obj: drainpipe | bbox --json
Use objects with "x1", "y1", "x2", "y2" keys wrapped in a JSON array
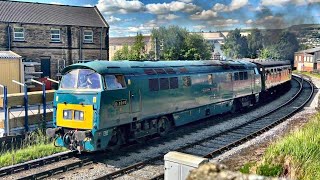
[
  {"x1": 7, "y1": 23, "x2": 11, "y2": 51},
  {"x1": 100, "y1": 27, "x2": 103, "y2": 60},
  {"x1": 79, "y1": 27, "x2": 82, "y2": 61}
]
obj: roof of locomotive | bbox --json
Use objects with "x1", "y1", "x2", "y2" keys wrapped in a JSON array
[{"x1": 62, "y1": 59, "x2": 257, "y2": 75}]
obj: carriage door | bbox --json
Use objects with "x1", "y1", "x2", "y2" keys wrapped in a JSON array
[{"x1": 128, "y1": 76, "x2": 141, "y2": 113}]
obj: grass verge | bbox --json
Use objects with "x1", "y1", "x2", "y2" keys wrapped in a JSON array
[
  {"x1": 242, "y1": 113, "x2": 320, "y2": 179},
  {"x1": 293, "y1": 70, "x2": 320, "y2": 79},
  {"x1": 0, "y1": 130, "x2": 65, "y2": 168}
]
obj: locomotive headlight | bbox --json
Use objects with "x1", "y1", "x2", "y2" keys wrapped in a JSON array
[
  {"x1": 74, "y1": 110, "x2": 84, "y2": 121},
  {"x1": 63, "y1": 110, "x2": 72, "y2": 120}
]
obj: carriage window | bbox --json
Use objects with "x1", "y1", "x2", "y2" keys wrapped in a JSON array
[
  {"x1": 105, "y1": 75, "x2": 126, "y2": 90},
  {"x1": 234, "y1": 72, "x2": 239, "y2": 81},
  {"x1": 160, "y1": 78, "x2": 169, "y2": 90},
  {"x1": 182, "y1": 76, "x2": 191, "y2": 87},
  {"x1": 170, "y1": 77, "x2": 178, "y2": 89},
  {"x1": 149, "y1": 78, "x2": 159, "y2": 91},
  {"x1": 239, "y1": 72, "x2": 244, "y2": 80},
  {"x1": 244, "y1": 72, "x2": 248, "y2": 80}
]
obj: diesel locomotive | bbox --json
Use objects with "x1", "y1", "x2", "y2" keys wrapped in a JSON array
[{"x1": 46, "y1": 59, "x2": 291, "y2": 152}]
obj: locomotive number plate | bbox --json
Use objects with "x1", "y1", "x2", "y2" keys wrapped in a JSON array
[{"x1": 114, "y1": 99, "x2": 127, "y2": 107}]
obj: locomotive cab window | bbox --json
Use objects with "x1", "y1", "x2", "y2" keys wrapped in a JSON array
[
  {"x1": 105, "y1": 75, "x2": 126, "y2": 90},
  {"x1": 60, "y1": 69, "x2": 102, "y2": 90}
]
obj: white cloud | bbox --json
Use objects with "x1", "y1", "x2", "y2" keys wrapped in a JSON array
[
  {"x1": 246, "y1": 19, "x2": 253, "y2": 24},
  {"x1": 50, "y1": 2, "x2": 62, "y2": 5},
  {"x1": 146, "y1": 1, "x2": 199, "y2": 14},
  {"x1": 97, "y1": 0, "x2": 145, "y2": 14},
  {"x1": 213, "y1": 0, "x2": 248, "y2": 12},
  {"x1": 158, "y1": 14, "x2": 179, "y2": 20},
  {"x1": 178, "y1": 0, "x2": 193, "y2": 2},
  {"x1": 261, "y1": 0, "x2": 320, "y2": 6},
  {"x1": 107, "y1": 16, "x2": 121, "y2": 24},
  {"x1": 190, "y1": 10, "x2": 218, "y2": 20},
  {"x1": 207, "y1": 19, "x2": 239, "y2": 27},
  {"x1": 193, "y1": 25, "x2": 206, "y2": 30},
  {"x1": 83, "y1": 4, "x2": 94, "y2": 7}
]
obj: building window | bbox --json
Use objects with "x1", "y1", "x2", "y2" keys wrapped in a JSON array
[
  {"x1": 83, "y1": 30, "x2": 93, "y2": 43},
  {"x1": 13, "y1": 27, "x2": 24, "y2": 41},
  {"x1": 51, "y1": 29, "x2": 60, "y2": 42}
]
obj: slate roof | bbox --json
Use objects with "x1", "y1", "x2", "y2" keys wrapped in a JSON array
[
  {"x1": 0, "y1": 51, "x2": 21, "y2": 59},
  {"x1": 0, "y1": 1, "x2": 108, "y2": 27}
]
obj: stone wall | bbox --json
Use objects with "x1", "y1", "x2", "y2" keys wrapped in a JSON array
[{"x1": 0, "y1": 22, "x2": 109, "y2": 79}]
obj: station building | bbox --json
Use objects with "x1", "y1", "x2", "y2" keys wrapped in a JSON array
[
  {"x1": 0, "y1": 1, "x2": 109, "y2": 80},
  {"x1": 294, "y1": 47, "x2": 320, "y2": 72}
]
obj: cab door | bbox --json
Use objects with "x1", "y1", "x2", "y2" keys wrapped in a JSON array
[{"x1": 127, "y1": 75, "x2": 141, "y2": 113}]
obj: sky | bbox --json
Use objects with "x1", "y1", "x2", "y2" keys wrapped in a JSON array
[{"x1": 16, "y1": 0, "x2": 320, "y2": 37}]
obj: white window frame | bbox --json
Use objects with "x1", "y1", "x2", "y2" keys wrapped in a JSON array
[
  {"x1": 83, "y1": 30, "x2": 93, "y2": 43},
  {"x1": 13, "y1": 27, "x2": 25, "y2": 41},
  {"x1": 51, "y1": 29, "x2": 61, "y2": 42}
]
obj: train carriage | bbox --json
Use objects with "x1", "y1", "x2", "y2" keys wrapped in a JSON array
[
  {"x1": 252, "y1": 60, "x2": 292, "y2": 91},
  {"x1": 47, "y1": 59, "x2": 284, "y2": 152}
]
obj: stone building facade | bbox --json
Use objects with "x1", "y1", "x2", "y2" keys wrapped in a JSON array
[
  {"x1": 0, "y1": 1, "x2": 109, "y2": 79},
  {"x1": 109, "y1": 36, "x2": 152, "y2": 60}
]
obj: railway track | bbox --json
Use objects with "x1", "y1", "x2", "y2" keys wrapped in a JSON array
[
  {"x1": 94, "y1": 75, "x2": 313, "y2": 180},
  {"x1": 0, "y1": 76, "x2": 312, "y2": 180}
]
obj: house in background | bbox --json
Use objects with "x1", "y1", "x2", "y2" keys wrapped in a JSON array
[
  {"x1": 294, "y1": 47, "x2": 320, "y2": 72},
  {"x1": 0, "y1": 1, "x2": 109, "y2": 80},
  {"x1": 109, "y1": 36, "x2": 153, "y2": 60}
]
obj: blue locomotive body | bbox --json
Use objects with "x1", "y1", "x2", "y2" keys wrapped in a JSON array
[{"x1": 46, "y1": 59, "x2": 290, "y2": 152}]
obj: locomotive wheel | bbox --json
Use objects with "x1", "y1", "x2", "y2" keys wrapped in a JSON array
[{"x1": 157, "y1": 116, "x2": 171, "y2": 137}]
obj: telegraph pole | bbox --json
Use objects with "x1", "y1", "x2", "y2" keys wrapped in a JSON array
[{"x1": 154, "y1": 37, "x2": 158, "y2": 60}]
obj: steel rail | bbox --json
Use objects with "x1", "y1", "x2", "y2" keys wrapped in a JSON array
[
  {"x1": 150, "y1": 76, "x2": 314, "y2": 180},
  {"x1": 5, "y1": 76, "x2": 309, "y2": 180},
  {"x1": 0, "y1": 151, "x2": 76, "y2": 177},
  {"x1": 94, "y1": 76, "x2": 312, "y2": 180}
]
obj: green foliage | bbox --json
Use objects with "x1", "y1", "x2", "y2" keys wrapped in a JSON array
[
  {"x1": 222, "y1": 28, "x2": 300, "y2": 62},
  {"x1": 256, "y1": 164, "x2": 283, "y2": 177},
  {"x1": 259, "y1": 46, "x2": 280, "y2": 60},
  {"x1": 257, "y1": 113, "x2": 320, "y2": 179},
  {"x1": 112, "y1": 33, "x2": 146, "y2": 61},
  {"x1": 247, "y1": 29, "x2": 263, "y2": 58},
  {"x1": 222, "y1": 28, "x2": 248, "y2": 58},
  {"x1": 239, "y1": 162, "x2": 255, "y2": 174},
  {"x1": 0, "y1": 130, "x2": 65, "y2": 168},
  {"x1": 151, "y1": 25, "x2": 211, "y2": 60}
]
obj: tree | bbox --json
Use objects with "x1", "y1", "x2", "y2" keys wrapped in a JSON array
[
  {"x1": 222, "y1": 28, "x2": 248, "y2": 58},
  {"x1": 112, "y1": 33, "x2": 146, "y2": 61},
  {"x1": 247, "y1": 29, "x2": 264, "y2": 58},
  {"x1": 276, "y1": 30, "x2": 299, "y2": 61},
  {"x1": 184, "y1": 33, "x2": 211, "y2": 60},
  {"x1": 151, "y1": 25, "x2": 211, "y2": 60},
  {"x1": 258, "y1": 45, "x2": 280, "y2": 60}
]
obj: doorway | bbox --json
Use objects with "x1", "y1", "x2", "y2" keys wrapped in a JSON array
[{"x1": 41, "y1": 58, "x2": 51, "y2": 78}]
